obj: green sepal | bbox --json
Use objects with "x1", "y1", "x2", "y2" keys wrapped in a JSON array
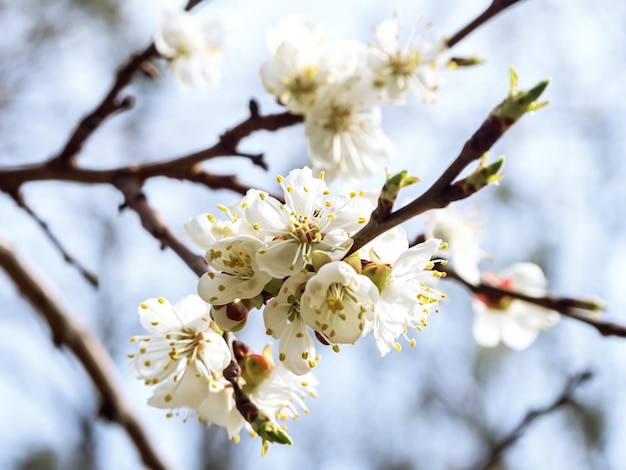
[
  {"x1": 311, "y1": 250, "x2": 334, "y2": 272},
  {"x1": 249, "y1": 293, "x2": 265, "y2": 310},
  {"x1": 361, "y1": 262, "x2": 392, "y2": 294},
  {"x1": 342, "y1": 251, "x2": 362, "y2": 274},
  {"x1": 263, "y1": 277, "x2": 284, "y2": 298}
]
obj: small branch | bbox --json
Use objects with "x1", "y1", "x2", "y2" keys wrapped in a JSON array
[
  {"x1": 348, "y1": 78, "x2": 546, "y2": 255},
  {"x1": 0, "y1": 236, "x2": 171, "y2": 470},
  {"x1": 49, "y1": 0, "x2": 207, "y2": 167},
  {"x1": 8, "y1": 189, "x2": 99, "y2": 288},
  {"x1": 447, "y1": 0, "x2": 525, "y2": 48},
  {"x1": 443, "y1": 266, "x2": 626, "y2": 338},
  {"x1": 471, "y1": 370, "x2": 593, "y2": 470},
  {"x1": 0, "y1": 110, "x2": 301, "y2": 191},
  {"x1": 222, "y1": 332, "x2": 260, "y2": 425},
  {"x1": 114, "y1": 174, "x2": 207, "y2": 277}
]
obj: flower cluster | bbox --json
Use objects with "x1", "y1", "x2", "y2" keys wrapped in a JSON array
[
  {"x1": 134, "y1": 10, "x2": 570, "y2": 455},
  {"x1": 187, "y1": 167, "x2": 446, "y2": 369},
  {"x1": 128, "y1": 294, "x2": 317, "y2": 450},
  {"x1": 130, "y1": 167, "x2": 449, "y2": 450},
  {"x1": 260, "y1": 15, "x2": 450, "y2": 181}
]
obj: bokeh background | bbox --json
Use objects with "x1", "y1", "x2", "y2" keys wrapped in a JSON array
[{"x1": 1, "y1": 0, "x2": 625, "y2": 469}]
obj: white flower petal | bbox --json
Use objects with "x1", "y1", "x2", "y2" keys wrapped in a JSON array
[
  {"x1": 471, "y1": 301, "x2": 503, "y2": 348},
  {"x1": 138, "y1": 297, "x2": 183, "y2": 333},
  {"x1": 278, "y1": 316, "x2": 316, "y2": 375},
  {"x1": 147, "y1": 364, "x2": 208, "y2": 410}
]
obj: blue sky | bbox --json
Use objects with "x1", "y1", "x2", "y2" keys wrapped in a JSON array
[{"x1": 1, "y1": 0, "x2": 625, "y2": 468}]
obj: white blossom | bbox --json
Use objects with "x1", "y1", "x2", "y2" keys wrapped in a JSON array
[
  {"x1": 184, "y1": 211, "x2": 255, "y2": 252},
  {"x1": 260, "y1": 16, "x2": 327, "y2": 114},
  {"x1": 244, "y1": 167, "x2": 375, "y2": 278},
  {"x1": 266, "y1": 15, "x2": 325, "y2": 54},
  {"x1": 195, "y1": 377, "x2": 245, "y2": 440},
  {"x1": 128, "y1": 295, "x2": 231, "y2": 408},
  {"x1": 264, "y1": 273, "x2": 317, "y2": 375},
  {"x1": 305, "y1": 75, "x2": 395, "y2": 181},
  {"x1": 154, "y1": 9, "x2": 223, "y2": 89},
  {"x1": 300, "y1": 261, "x2": 378, "y2": 344},
  {"x1": 472, "y1": 263, "x2": 560, "y2": 350},
  {"x1": 252, "y1": 361, "x2": 318, "y2": 422},
  {"x1": 194, "y1": 345, "x2": 318, "y2": 442},
  {"x1": 368, "y1": 17, "x2": 446, "y2": 103},
  {"x1": 367, "y1": 233, "x2": 445, "y2": 355},
  {"x1": 198, "y1": 235, "x2": 272, "y2": 305}
]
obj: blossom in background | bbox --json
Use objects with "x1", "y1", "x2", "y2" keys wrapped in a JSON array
[
  {"x1": 260, "y1": 16, "x2": 328, "y2": 113},
  {"x1": 244, "y1": 167, "x2": 375, "y2": 278},
  {"x1": 265, "y1": 15, "x2": 326, "y2": 54},
  {"x1": 128, "y1": 295, "x2": 231, "y2": 409},
  {"x1": 194, "y1": 377, "x2": 243, "y2": 440},
  {"x1": 368, "y1": 16, "x2": 447, "y2": 103},
  {"x1": 305, "y1": 75, "x2": 395, "y2": 181},
  {"x1": 154, "y1": 9, "x2": 223, "y2": 88},
  {"x1": 472, "y1": 263, "x2": 560, "y2": 350},
  {"x1": 424, "y1": 206, "x2": 482, "y2": 285}
]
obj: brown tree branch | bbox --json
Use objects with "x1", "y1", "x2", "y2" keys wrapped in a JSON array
[
  {"x1": 0, "y1": 109, "x2": 301, "y2": 192},
  {"x1": 443, "y1": 265, "x2": 625, "y2": 338},
  {"x1": 114, "y1": 174, "x2": 208, "y2": 277},
  {"x1": 447, "y1": 0, "x2": 525, "y2": 48},
  {"x1": 8, "y1": 189, "x2": 99, "y2": 288},
  {"x1": 470, "y1": 370, "x2": 593, "y2": 470},
  {"x1": 348, "y1": 77, "x2": 547, "y2": 255},
  {"x1": 0, "y1": 236, "x2": 171, "y2": 470}
]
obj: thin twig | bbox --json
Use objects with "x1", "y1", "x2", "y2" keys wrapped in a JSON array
[
  {"x1": 8, "y1": 189, "x2": 99, "y2": 288},
  {"x1": 0, "y1": 236, "x2": 171, "y2": 470},
  {"x1": 443, "y1": 265, "x2": 626, "y2": 338},
  {"x1": 49, "y1": 0, "x2": 206, "y2": 167},
  {"x1": 113, "y1": 174, "x2": 207, "y2": 277},
  {"x1": 470, "y1": 370, "x2": 593, "y2": 470},
  {"x1": 348, "y1": 80, "x2": 544, "y2": 254},
  {"x1": 447, "y1": 0, "x2": 525, "y2": 48}
]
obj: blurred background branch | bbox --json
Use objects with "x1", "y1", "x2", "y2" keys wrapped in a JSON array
[{"x1": 0, "y1": 235, "x2": 171, "y2": 470}]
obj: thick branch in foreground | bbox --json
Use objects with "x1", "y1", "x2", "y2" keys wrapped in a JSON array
[
  {"x1": 443, "y1": 266, "x2": 626, "y2": 338},
  {"x1": 471, "y1": 371, "x2": 592, "y2": 470},
  {"x1": 447, "y1": 0, "x2": 525, "y2": 48},
  {"x1": 0, "y1": 236, "x2": 171, "y2": 470}
]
